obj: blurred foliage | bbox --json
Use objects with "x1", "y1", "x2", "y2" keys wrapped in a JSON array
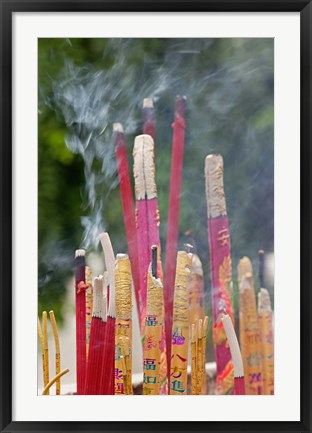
[{"x1": 38, "y1": 38, "x2": 274, "y2": 325}]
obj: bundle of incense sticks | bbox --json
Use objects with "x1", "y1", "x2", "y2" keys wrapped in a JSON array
[
  {"x1": 189, "y1": 254, "x2": 205, "y2": 327},
  {"x1": 143, "y1": 98, "x2": 155, "y2": 139},
  {"x1": 115, "y1": 254, "x2": 133, "y2": 395},
  {"x1": 170, "y1": 251, "x2": 192, "y2": 395},
  {"x1": 84, "y1": 275, "x2": 106, "y2": 394},
  {"x1": 205, "y1": 154, "x2": 235, "y2": 395},
  {"x1": 85, "y1": 266, "x2": 93, "y2": 360},
  {"x1": 75, "y1": 249, "x2": 87, "y2": 394},
  {"x1": 258, "y1": 288, "x2": 274, "y2": 395},
  {"x1": 221, "y1": 314, "x2": 245, "y2": 395},
  {"x1": 99, "y1": 233, "x2": 116, "y2": 395},
  {"x1": 113, "y1": 123, "x2": 141, "y2": 316},
  {"x1": 238, "y1": 257, "x2": 263, "y2": 395},
  {"x1": 191, "y1": 316, "x2": 209, "y2": 395},
  {"x1": 143, "y1": 246, "x2": 164, "y2": 395},
  {"x1": 164, "y1": 96, "x2": 186, "y2": 379}
]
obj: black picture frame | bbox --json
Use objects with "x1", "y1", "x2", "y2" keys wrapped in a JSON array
[{"x1": 1, "y1": 1, "x2": 311, "y2": 432}]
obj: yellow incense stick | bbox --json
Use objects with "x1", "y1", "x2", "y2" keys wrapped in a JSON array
[
  {"x1": 189, "y1": 254, "x2": 205, "y2": 326},
  {"x1": 170, "y1": 251, "x2": 192, "y2": 395},
  {"x1": 85, "y1": 266, "x2": 93, "y2": 360},
  {"x1": 143, "y1": 266, "x2": 163, "y2": 395},
  {"x1": 258, "y1": 288, "x2": 274, "y2": 394},
  {"x1": 201, "y1": 316, "x2": 209, "y2": 394},
  {"x1": 238, "y1": 257, "x2": 263, "y2": 394},
  {"x1": 191, "y1": 323, "x2": 197, "y2": 395},
  {"x1": 115, "y1": 254, "x2": 132, "y2": 395},
  {"x1": 42, "y1": 311, "x2": 49, "y2": 394},
  {"x1": 42, "y1": 369, "x2": 69, "y2": 395},
  {"x1": 49, "y1": 311, "x2": 61, "y2": 395},
  {"x1": 196, "y1": 319, "x2": 203, "y2": 394},
  {"x1": 37, "y1": 317, "x2": 45, "y2": 388}
]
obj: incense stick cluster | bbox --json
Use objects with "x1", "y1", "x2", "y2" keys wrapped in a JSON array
[{"x1": 39, "y1": 96, "x2": 274, "y2": 396}]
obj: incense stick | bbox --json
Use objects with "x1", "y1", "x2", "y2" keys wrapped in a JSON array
[
  {"x1": 191, "y1": 324, "x2": 197, "y2": 395},
  {"x1": 221, "y1": 314, "x2": 245, "y2": 395},
  {"x1": 75, "y1": 249, "x2": 87, "y2": 394},
  {"x1": 143, "y1": 98, "x2": 155, "y2": 139},
  {"x1": 238, "y1": 257, "x2": 263, "y2": 395},
  {"x1": 49, "y1": 311, "x2": 61, "y2": 395},
  {"x1": 170, "y1": 250, "x2": 192, "y2": 395},
  {"x1": 189, "y1": 254, "x2": 205, "y2": 328},
  {"x1": 205, "y1": 154, "x2": 235, "y2": 395},
  {"x1": 258, "y1": 288, "x2": 274, "y2": 395},
  {"x1": 85, "y1": 266, "x2": 93, "y2": 360},
  {"x1": 164, "y1": 96, "x2": 186, "y2": 380},
  {"x1": 114, "y1": 123, "x2": 141, "y2": 317},
  {"x1": 99, "y1": 233, "x2": 116, "y2": 395},
  {"x1": 115, "y1": 254, "x2": 132, "y2": 395},
  {"x1": 37, "y1": 317, "x2": 45, "y2": 390},
  {"x1": 42, "y1": 369, "x2": 70, "y2": 395},
  {"x1": 42, "y1": 311, "x2": 50, "y2": 394}
]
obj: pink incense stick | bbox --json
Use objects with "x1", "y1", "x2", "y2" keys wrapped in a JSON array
[
  {"x1": 205, "y1": 154, "x2": 235, "y2": 395},
  {"x1": 75, "y1": 249, "x2": 87, "y2": 395},
  {"x1": 113, "y1": 123, "x2": 140, "y2": 317},
  {"x1": 221, "y1": 314, "x2": 245, "y2": 395},
  {"x1": 143, "y1": 98, "x2": 155, "y2": 139},
  {"x1": 164, "y1": 95, "x2": 186, "y2": 379}
]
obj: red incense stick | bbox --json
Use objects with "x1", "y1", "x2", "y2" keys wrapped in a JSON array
[
  {"x1": 113, "y1": 123, "x2": 141, "y2": 317},
  {"x1": 75, "y1": 249, "x2": 87, "y2": 395},
  {"x1": 221, "y1": 314, "x2": 245, "y2": 395},
  {"x1": 205, "y1": 154, "x2": 235, "y2": 395},
  {"x1": 84, "y1": 275, "x2": 106, "y2": 394},
  {"x1": 143, "y1": 98, "x2": 155, "y2": 139},
  {"x1": 164, "y1": 96, "x2": 186, "y2": 378},
  {"x1": 99, "y1": 233, "x2": 116, "y2": 395}
]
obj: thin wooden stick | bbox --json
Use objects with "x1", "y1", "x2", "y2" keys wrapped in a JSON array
[
  {"x1": 37, "y1": 317, "x2": 45, "y2": 388},
  {"x1": 49, "y1": 311, "x2": 61, "y2": 395},
  {"x1": 164, "y1": 96, "x2": 186, "y2": 380},
  {"x1": 42, "y1": 311, "x2": 49, "y2": 394},
  {"x1": 196, "y1": 319, "x2": 203, "y2": 395},
  {"x1": 202, "y1": 316, "x2": 209, "y2": 393},
  {"x1": 191, "y1": 323, "x2": 197, "y2": 395},
  {"x1": 42, "y1": 369, "x2": 69, "y2": 395}
]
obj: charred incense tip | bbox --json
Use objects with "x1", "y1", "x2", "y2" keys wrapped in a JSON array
[
  {"x1": 151, "y1": 245, "x2": 158, "y2": 279},
  {"x1": 133, "y1": 134, "x2": 157, "y2": 200},
  {"x1": 258, "y1": 288, "x2": 272, "y2": 313},
  {"x1": 205, "y1": 154, "x2": 227, "y2": 219},
  {"x1": 184, "y1": 243, "x2": 193, "y2": 254},
  {"x1": 221, "y1": 314, "x2": 244, "y2": 378},
  {"x1": 143, "y1": 98, "x2": 154, "y2": 108},
  {"x1": 258, "y1": 249, "x2": 265, "y2": 288},
  {"x1": 93, "y1": 275, "x2": 105, "y2": 320},
  {"x1": 75, "y1": 249, "x2": 85, "y2": 258},
  {"x1": 191, "y1": 254, "x2": 204, "y2": 277},
  {"x1": 99, "y1": 232, "x2": 116, "y2": 317},
  {"x1": 116, "y1": 253, "x2": 129, "y2": 260},
  {"x1": 113, "y1": 122, "x2": 124, "y2": 133}
]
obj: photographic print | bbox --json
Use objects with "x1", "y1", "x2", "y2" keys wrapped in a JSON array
[{"x1": 37, "y1": 37, "x2": 274, "y2": 397}]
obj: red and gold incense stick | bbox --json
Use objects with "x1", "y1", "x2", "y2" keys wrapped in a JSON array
[
  {"x1": 114, "y1": 123, "x2": 140, "y2": 316},
  {"x1": 75, "y1": 249, "x2": 87, "y2": 394},
  {"x1": 85, "y1": 266, "x2": 93, "y2": 360},
  {"x1": 170, "y1": 250, "x2": 192, "y2": 395},
  {"x1": 99, "y1": 233, "x2": 116, "y2": 395},
  {"x1": 115, "y1": 254, "x2": 132, "y2": 395},
  {"x1": 205, "y1": 154, "x2": 234, "y2": 395},
  {"x1": 221, "y1": 314, "x2": 245, "y2": 395},
  {"x1": 164, "y1": 96, "x2": 186, "y2": 379},
  {"x1": 84, "y1": 275, "x2": 106, "y2": 395},
  {"x1": 143, "y1": 98, "x2": 155, "y2": 139},
  {"x1": 258, "y1": 288, "x2": 274, "y2": 395},
  {"x1": 238, "y1": 257, "x2": 263, "y2": 395}
]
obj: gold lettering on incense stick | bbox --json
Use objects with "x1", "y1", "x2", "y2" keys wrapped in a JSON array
[
  {"x1": 205, "y1": 154, "x2": 227, "y2": 218},
  {"x1": 133, "y1": 134, "x2": 157, "y2": 200}
]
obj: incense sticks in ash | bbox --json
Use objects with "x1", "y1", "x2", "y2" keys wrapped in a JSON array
[
  {"x1": 238, "y1": 257, "x2": 263, "y2": 395},
  {"x1": 205, "y1": 154, "x2": 235, "y2": 395}
]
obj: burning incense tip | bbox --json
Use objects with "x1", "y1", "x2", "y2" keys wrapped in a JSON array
[
  {"x1": 184, "y1": 243, "x2": 193, "y2": 254},
  {"x1": 75, "y1": 249, "x2": 85, "y2": 258},
  {"x1": 133, "y1": 134, "x2": 157, "y2": 200},
  {"x1": 143, "y1": 98, "x2": 153, "y2": 108},
  {"x1": 113, "y1": 122, "x2": 124, "y2": 133},
  {"x1": 258, "y1": 288, "x2": 272, "y2": 313},
  {"x1": 151, "y1": 245, "x2": 158, "y2": 279},
  {"x1": 205, "y1": 154, "x2": 227, "y2": 218},
  {"x1": 116, "y1": 253, "x2": 129, "y2": 260}
]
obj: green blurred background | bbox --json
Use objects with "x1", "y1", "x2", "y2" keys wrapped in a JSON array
[{"x1": 38, "y1": 38, "x2": 274, "y2": 325}]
